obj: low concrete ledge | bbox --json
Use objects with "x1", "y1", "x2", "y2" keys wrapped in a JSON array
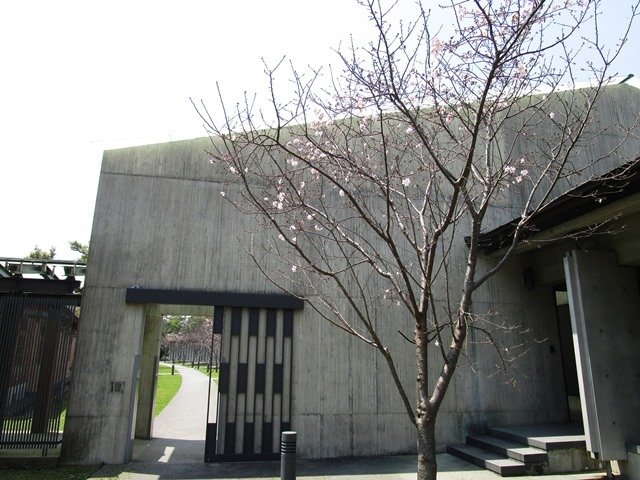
[{"x1": 620, "y1": 443, "x2": 640, "y2": 480}]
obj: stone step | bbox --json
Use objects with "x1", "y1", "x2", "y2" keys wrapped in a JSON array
[
  {"x1": 486, "y1": 424, "x2": 586, "y2": 451},
  {"x1": 446, "y1": 443, "x2": 527, "y2": 477},
  {"x1": 467, "y1": 434, "x2": 548, "y2": 464}
]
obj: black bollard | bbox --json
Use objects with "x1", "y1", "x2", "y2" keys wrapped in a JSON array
[
  {"x1": 171, "y1": 364, "x2": 175, "y2": 375},
  {"x1": 280, "y1": 431, "x2": 297, "y2": 480}
]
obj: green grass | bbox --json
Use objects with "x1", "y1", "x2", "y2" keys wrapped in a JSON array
[
  {"x1": 154, "y1": 366, "x2": 182, "y2": 417},
  {"x1": 0, "y1": 465, "x2": 103, "y2": 480},
  {"x1": 186, "y1": 363, "x2": 219, "y2": 381}
]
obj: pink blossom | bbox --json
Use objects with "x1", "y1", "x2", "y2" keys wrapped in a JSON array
[{"x1": 431, "y1": 37, "x2": 442, "y2": 55}]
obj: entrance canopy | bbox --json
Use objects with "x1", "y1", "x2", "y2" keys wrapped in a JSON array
[{"x1": 475, "y1": 158, "x2": 640, "y2": 262}]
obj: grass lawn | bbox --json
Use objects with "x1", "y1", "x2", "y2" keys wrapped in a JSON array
[
  {"x1": 154, "y1": 365, "x2": 182, "y2": 416},
  {"x1": 0, "y1": 465, "x2": 106, "y2": 480},
  {"x1": 187, "y1": 363, "x2": 219, "y2": 382}
]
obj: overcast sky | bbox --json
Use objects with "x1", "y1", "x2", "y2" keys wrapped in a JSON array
[{"x1": 1, "y1": 1, "x2": 638, "y2": 260}]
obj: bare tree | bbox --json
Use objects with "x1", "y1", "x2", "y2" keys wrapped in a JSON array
[{"x1": 195, "y1": 1, "x2": 639, "y2": 478}]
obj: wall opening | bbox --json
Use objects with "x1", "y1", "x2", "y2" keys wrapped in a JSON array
[{"x1": 554, "y1": 287, "x2": 582, "y2": 424}]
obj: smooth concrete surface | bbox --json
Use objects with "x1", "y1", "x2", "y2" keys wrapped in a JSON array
[
  {"x1": 89, "y1": 453, "x2": 607, "y2": 480},
  {"x1": 135, "y1": 315, "x2": 164, "y2": 439},
  {"x1": 132, "y1": 364, "x2": 214, "y2": 464}
]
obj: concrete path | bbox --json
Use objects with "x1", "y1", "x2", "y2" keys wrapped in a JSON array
[{"x1": 131, "y1": 363, "x2": 216, "y2": 464}]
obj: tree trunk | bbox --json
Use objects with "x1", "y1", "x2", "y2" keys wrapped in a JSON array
[{"x1": 417, "y1": 416, "x2": 437, "y2": 480}]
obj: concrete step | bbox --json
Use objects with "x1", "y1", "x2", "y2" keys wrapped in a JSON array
[
  {"x1": 486, "y1": 424, "x2": 586, "y2": 451},
  {"x1": 467, "y1": 434, "x2": 548, "y2": 464},
  {"x1": 446, "y1": 443, "x2": 527, "y2": 477}
]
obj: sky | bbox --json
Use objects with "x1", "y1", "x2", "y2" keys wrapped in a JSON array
[{"x1": 1, "y1": 0, "x2": 638, "y2": 260}]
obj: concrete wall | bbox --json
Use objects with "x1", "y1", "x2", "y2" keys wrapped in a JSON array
[
  {"x1": 564, "y1": 250, "x2": 640, "y2": 461},
  {"x1": 62, "y1": 85, "x2": 640, "y2": 464}
]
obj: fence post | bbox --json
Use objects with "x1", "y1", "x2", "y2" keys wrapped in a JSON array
[{"x1": 280, "y1": 431, "x2": 297, "y2": 480}]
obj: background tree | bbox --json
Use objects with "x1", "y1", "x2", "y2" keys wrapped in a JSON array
[
  {"x1": 161, "y1": 316, "x2": 220, "y2": 368},
  {"x1": 69, "y1": 241, "x2": 89, "y2": 263},
  {"x1": 197, "y1": 1, "x2": 639, "y2": 478},
  {"x1": 27, "y1": 245, "x2": 56, "y2": 260}
]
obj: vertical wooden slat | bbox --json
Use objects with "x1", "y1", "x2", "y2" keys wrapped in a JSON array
[
  {"x1": 245, "y1": 309, "x2": 259, "y2": 454},
  {"x1": 235, "y1": 309, "x2": 249, "y2": 454},
  {"x1": 215, "y1": 307, "x2": 232, "y2": 454}
]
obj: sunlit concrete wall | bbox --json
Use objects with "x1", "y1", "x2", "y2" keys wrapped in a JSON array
[{"x1": 62, "y1": 84, "x2": 640, "y2": 464}]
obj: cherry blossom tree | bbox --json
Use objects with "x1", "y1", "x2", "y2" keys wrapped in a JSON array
[
  {"x1": 195, "y1": 1, "x2": 638, "y2": 478},
  {"x1": 161, "y1": 316, "x2": 219, "y2": 368}
]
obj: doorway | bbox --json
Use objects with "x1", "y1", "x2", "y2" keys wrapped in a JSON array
[{"x1": 554, "y1": 288, "x2": 581, "y2": 423}]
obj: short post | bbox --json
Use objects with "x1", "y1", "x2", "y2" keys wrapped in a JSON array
[
  {"x1": 280, "y1": 431, "x2": 297, "y2": 480},
  {"x1": 171, "y1": 364, "x2": 175, "y2": 375}
]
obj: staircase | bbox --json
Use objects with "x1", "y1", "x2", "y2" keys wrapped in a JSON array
[{"x1": 447, "y1": 423, "x2": 601, "y2": 477}]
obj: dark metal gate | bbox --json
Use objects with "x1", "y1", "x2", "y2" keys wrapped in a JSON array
[
  {"x1": 0, "y1": 294, "x2": 80, "y2": 453},
  {"x1": 205, "y1": 306, "x2": 295, "y2": 462}
]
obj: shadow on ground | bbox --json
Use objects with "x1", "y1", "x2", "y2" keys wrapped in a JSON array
[{"x1": 89, "y1": 454, "x2": 494, "y2": 480}]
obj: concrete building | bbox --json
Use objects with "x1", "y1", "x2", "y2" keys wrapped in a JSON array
[{"x1": 61, "y1": 82, "x2": 640, "y2": 477}]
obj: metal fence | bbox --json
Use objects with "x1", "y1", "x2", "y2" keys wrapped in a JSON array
[{"x1": 0, "y1": 294, "x2": 79, "y2": 453}]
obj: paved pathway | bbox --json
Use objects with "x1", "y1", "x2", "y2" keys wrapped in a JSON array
[{"x1": 131, "y1": 363, "x2": 216, "y2": 464}]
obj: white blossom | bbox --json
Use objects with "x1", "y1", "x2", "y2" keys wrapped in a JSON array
[
  {"x1": 402, "y1": 178, "x2": 411, "y2": 187},
  {"x1": 430, "y1": 37, "x2": 442, "y2": 55},
  {"x1": 291, "y1": 265, "x2": 297, "y2": 272},
  {"x1": 220, "y1": 191, "x2": 226, "y2": 197}
]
